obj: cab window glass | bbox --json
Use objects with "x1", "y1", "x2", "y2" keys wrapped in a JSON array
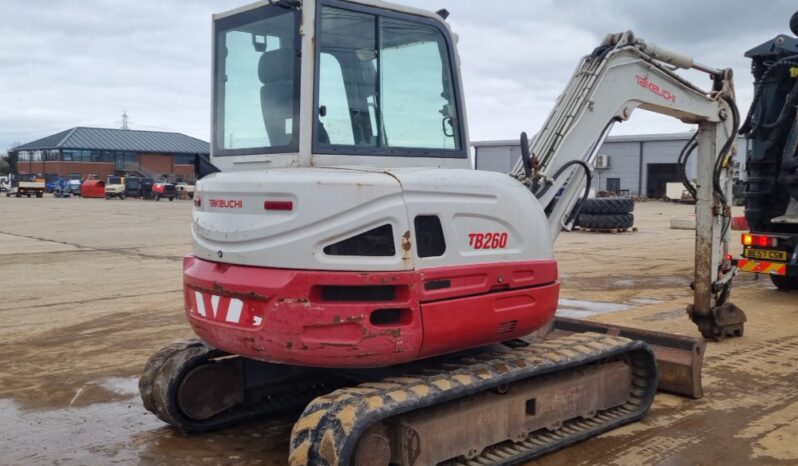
[{"x1": 317, "y1": 6, "x2": 461, "y2": 151}]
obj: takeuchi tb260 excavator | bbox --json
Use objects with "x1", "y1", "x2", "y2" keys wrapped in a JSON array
[{"x1": 139, "y1": 1, "x2": 746, "y2": 464}]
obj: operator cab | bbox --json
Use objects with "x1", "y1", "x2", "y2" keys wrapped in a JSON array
[{"x1": 212, "y1": 0, "x2": 470, "y2": 171}]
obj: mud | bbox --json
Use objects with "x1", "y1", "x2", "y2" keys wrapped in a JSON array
[
  {"x1": 0, "y1": 388, "x2": 295, "y2": 465},
  {"x1": 1, "y1": 197, "x2": 796, "y2": 465}
]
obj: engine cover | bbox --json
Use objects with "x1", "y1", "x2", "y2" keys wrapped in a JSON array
[{"x1": 193, "y1": 167, "x2": 554, "y2": 272}]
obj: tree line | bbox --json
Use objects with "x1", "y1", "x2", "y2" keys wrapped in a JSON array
[{"x1": 1, "y1": 144, "x2": 20, "y2": 175}]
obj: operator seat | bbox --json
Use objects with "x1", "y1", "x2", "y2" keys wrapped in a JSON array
[{"x1": 259, "y1": 48, "x2": 296, "y2": 147}]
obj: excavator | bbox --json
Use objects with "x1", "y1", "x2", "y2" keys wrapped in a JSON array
[{"x1": 139, "y1": 1, "x2": 746, "y2": 464}]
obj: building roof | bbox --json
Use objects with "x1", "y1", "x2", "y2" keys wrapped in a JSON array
[
  {"x1": 471, "y1": 131, "x2": 731, "y2": 148},
  {"x1": 14, "y1": 127, "x2": 209, "y2": 154}
]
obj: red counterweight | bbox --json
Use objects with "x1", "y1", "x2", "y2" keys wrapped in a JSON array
[{"x1": 184, "y1": 256, "x2": 559, "y2": 368}]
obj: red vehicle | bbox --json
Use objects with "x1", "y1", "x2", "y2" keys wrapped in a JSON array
[
  {"x1": 152, "y1": 183, "x2": 176, "y2": 201},
  {"x1": 80, "y1": 180, "x2": 106, "y2": 198}
]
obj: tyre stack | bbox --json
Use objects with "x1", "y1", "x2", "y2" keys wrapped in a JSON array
[{"x1": 576, "y1": 198, "x2": 635, "y2": 231}]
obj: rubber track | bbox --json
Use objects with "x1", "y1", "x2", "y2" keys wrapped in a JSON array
[
  {"x1": 288, "y1": 333, "x2": 657, "y2": 466},
  {"x1": 139, "y1": 339, "x2": 333, "y2": 434}
]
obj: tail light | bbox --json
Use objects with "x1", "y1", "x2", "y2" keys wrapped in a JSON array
[
  {"x1": 194, "y1": 196, "x2": 201, "y2": 208},
  {"x1": 742, "y1": 233, "x2": 776, "y2": 248},
  {"x1": 264, "y1": 200, "x2": 293, "y2": 211}
]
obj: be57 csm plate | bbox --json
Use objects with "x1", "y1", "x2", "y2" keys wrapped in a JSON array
[{"x1": 744, "y1": 247, "x2": 788, "y2": 261}]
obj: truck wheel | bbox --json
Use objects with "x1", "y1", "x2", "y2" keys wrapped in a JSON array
[
  {"x1": 771, "y1": 275, "x2": 798, "y2": 291},
  {"x1": 577, "y1": 213, "x2": 635, "y2": 230},
  {"x1": 168, "y1": 196, "x2": 174, "y2": 201},
  {"x1": 119, "y1": 194, "x2": 126, "y2": 200},
  {"x1": 37, "y1": 192, "x2": 43, "y2": 198},
  {"x1": 155, "y1": 194, "x2": 161, "y2": 201},
  {"x1": 579, "y1": 198, "x2": 635, "y2": 214}
]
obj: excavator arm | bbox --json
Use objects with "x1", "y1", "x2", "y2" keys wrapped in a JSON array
[{"x1": 514, "y1": 31, "x2": 746, "y2": 340}]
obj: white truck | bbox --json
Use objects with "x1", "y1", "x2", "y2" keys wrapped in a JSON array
[{"x1": 6, "y1": 173, "x2": 45, "y2": 198}]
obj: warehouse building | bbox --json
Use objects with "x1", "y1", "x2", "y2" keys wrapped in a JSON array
[
  {"x1": 13, "y1": 127, "x2": 209, "y2": 182},
  {"x1": 473, "y1": 132, "x2": 747, "y2": 198}
]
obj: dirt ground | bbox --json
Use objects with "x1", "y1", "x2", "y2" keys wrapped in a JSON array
[{"x1": 0, "y1": 195, "x2": 796, "y2": 466}]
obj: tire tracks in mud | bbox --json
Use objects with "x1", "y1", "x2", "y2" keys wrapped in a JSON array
[
  {"x1": 0, "y1": 229, "x2": 183, "y2": 263},
  {"x1": 0, "y1": 289, "x2": 181, "y2": 313}
]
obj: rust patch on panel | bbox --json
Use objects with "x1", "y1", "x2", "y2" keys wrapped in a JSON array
[
  {"x1": 401, "y1": 230, "x2": 412, "y2": 264},
  {"x1": 208, "y1": 282, "x2": 269, "y2": 301}
]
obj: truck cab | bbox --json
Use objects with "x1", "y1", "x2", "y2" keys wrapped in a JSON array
[{"x1": 105, "y1": 176, "x2": 126, "y2": 199}]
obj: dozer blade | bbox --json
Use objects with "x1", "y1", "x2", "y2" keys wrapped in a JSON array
[
  {"x1": 550, "y1": 317, "x2": 706, "y2": 399},
  {"x1": 289, "y1": 333, "x2": 657, "y2": 466}
]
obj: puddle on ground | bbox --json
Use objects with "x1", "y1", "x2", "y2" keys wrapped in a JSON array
[
  {"x1": 563, "y1": 274, "x2": 690, "y2": 292},
  {"x1": 556, "y1": 296, "x2": 664, "y2": 319},
  {"x1": 628, "y1": 298, "x2": 664, "y2": 305},
  {"x1": 0, "y1": 377, "x2": 294, "y2": 466},
  {"x1": 557, "y1": 298, "x2": 632, "y2": 318}
]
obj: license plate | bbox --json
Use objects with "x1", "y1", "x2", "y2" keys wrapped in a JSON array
[{"x1": 744, "y1": 248, "x2": 788, "y2": 261}]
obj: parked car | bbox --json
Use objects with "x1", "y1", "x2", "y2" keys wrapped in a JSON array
[
  {"x1": 68, "y1": 179, "x2": 82, "y2": 196},
  {"x1": 138, "y1": 178, "x2": 156, "y2": 199},
  {"x1": 124, "y1": 176, "x2": 154, "y2": 198},
  {"x1": 44, "y1": 173, "x2": 60, "y2": 193},
  {"x1": 175, "y1": 183, "x2": 195, "y2": 199},
  {"x1": 152, "y1": 183, "x2": 177, "y2": 201},
  {"x1": 81, "y1": 180, "x2": 106, "y2": 198},
  {"x1": 53, "y1": 179, "x2": 72, "y2": 198}
]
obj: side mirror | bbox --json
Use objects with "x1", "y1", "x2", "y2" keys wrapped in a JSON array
[
  {"x1": 195, "y1": 154, "x2": 221, "y2": 180},
  {"x1": 520, "y1": 132, "x2": 532, "y2": 178}
]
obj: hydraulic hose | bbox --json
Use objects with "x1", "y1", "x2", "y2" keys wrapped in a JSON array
[
  {"x1": 677, "y1": 133, "x2": 698, "y2": 199},
  {"x1": 566, "y1": 161, "x2": 594, "y2": 225},
  {"x1": 714, "y1": 94, "x2": 740, "y2": 242},
  {"x1": 534, "y1": 160, "x2": 593, "y2": 225},
  {"x1": 741, "y1": 54, "x2": 798, "y2": 135},
  {"x1": 762, "y1": 78, "x2": 798, "y2": 130}
]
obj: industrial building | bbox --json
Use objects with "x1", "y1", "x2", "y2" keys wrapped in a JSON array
[
  {"x1": 473, "y1": 132, "x2": 748, "y2": 198},
  {"x1": 12, "y1": 127, "x2": 209, "y2": 181}
]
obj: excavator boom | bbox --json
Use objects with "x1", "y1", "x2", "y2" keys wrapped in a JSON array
[{"x1": 513, "y1": 31, "x2": 746, "y2": 339}]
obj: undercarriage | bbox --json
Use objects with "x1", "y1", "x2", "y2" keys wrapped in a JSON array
[{"x1": 141, "y1": 333, "x2": 657, "y2": 465}]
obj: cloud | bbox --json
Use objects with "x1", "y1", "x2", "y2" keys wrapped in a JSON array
[{"x1": 0, "y1": 0, "x2": 795, "y2": 151}]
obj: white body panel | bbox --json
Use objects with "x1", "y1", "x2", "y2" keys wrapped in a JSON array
[{"x1": 193, "y1": 168, "x2": 552, "y2": 271}]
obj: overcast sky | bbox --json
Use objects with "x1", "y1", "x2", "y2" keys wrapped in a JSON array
[{"x1": 1, "y1": 0, "x2": 795, "y2": 152}]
